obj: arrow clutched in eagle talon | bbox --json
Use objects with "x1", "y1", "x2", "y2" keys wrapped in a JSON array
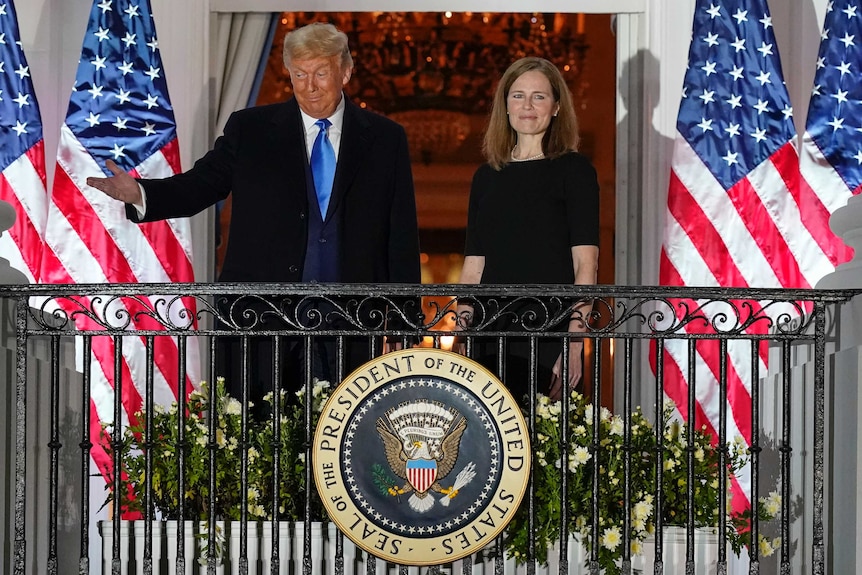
[{"x1": 439, "y1": 462, "x2": 477, "y2": 506}]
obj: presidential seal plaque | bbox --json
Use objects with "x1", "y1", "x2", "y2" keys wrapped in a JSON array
[{"x1": 312, "y1": 348, "x2": 530, "y2": 565}]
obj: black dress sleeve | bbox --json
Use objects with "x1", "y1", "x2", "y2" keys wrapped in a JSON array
[
  {"x1": 464, "y1": 165, "x2": 488, "y2": 256},
  {"x1": 564, "y1": 154, "x2": 600, "y2": 247}
]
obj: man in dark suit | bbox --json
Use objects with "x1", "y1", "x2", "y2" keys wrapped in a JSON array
[{"x1": 87, "y1": 22, "x2": 421, "y2": 405}]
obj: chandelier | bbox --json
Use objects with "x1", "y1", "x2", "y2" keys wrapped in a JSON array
[{"x1": 263, "y1": 12, "x2": 590, "y2": 163}]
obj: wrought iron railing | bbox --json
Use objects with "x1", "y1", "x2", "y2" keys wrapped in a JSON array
[{"x1": 1, "y1": 283, "x2": 857, "y2": 575}]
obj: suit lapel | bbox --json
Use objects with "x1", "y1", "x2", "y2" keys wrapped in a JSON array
[
  {"x1": 326, "y1": 98, "x2": 372, "y2": 219},
  {"x1": 269, "y1": 99, "x2": 310, "y2": 205}
]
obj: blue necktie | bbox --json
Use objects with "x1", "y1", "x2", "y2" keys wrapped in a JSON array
[{"x1": 310, "y1": 118, "x2": 336, "y2": 218}]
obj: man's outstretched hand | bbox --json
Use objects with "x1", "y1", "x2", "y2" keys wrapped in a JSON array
[{"x1": 86, "y1": 159, "x2": 142, "y2": 205}]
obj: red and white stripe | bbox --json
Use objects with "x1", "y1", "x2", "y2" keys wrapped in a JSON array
[
  {"x1": 799, "y1": 131, "x2": 858, "y2": 264},
  {"x1": 407, "y1": 465, "x2": 437, "y2": 494},
  {"x1": 0, "y1": 142, "x2": 48, "y2": 283},
  {"x1": 656, "y1": 134, "x2": 844, "y2": 510},
  {"x1": 41, "y1": 124, "x2": 199, "y2": 482}
]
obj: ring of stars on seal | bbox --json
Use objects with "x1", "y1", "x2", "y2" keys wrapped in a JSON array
[{"x1": 342, "y1": 376, "x2": 502, "y2": 537}]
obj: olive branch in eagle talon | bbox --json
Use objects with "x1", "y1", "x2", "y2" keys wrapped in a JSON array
[
  {"x1": 372, "y1": 463, "x2": 402, "y2": 500},
  {"x1": 375, "y1": 400, "x2": 476, "y2": 513}
]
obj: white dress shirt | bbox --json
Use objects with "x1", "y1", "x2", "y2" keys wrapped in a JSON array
[
  {"x1": 133, "y1": 96, "x2": 348, "y2": 217},
  {"x1": 300, "y1": 96, "x2": 345, "y2": 162}
]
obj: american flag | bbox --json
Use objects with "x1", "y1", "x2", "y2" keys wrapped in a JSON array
[
  {"x1": 799, "y1": 0, "x2": 862, "y2": 256},
  {"x1": 39, "y1": 0, "x2": 199, "y2": 486},
  {"x1": 655, "y1": 0, "x2": 838, "y2": 513},
  {"x1": 0, "y1": 0, "x2": 48, "y2": 283}
]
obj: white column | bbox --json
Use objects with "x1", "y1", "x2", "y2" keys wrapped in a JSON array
[
  {"x1": 816, "y1": 192, "x2": 862, "y2": 571},
  {"x1": 0, "y1": 202, "x2": 28, "y2": 284},
  {"x1": 816, "y1": 194, "x2": 862, "y2": 289}
]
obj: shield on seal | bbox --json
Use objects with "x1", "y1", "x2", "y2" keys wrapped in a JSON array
[{"x1": 406, "y1": 458, "x2": 437, "y2": 493}]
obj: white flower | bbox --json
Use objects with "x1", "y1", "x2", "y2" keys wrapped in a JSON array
[
  {"x1": 759, "y1": 535, "x2": 776, "y2": 557},
  {"x1": 536, "y1": 405, "x2": 551, "y2": 420},
  {"x1": 223, "y1": 397, "x2": 242, "y2": 416},
  {"x1": 633, "y1": 499, "x2": 653, "y2": 521},
  {"x1": 610, "y1": 417, "x2": 624, "y2": 436},
  {"x1": 536, "y1": 451, "x2": 548, "y2": 467},
  {"x1": 584, "y1": 405, "x2": 593, "y2": 421},
  {"x1": 600, "y1": 407, "x2": 612, "y2": 422},
  {"x1": 731, "y1": 435, "x2": 748, "y2": 457},
  {"x1": 312, "y1": 378, "x2": 330, "y2": 398},
  {"x1": 574, "y1": 425, "x2": 586, "y2": 436},
  {"x1": 536, "y1": 450, "x2": 547, "y2": 467},
  {"x1": 665, "y1": 420, "x2": 681, "y2": 441},
  {"x1": 631, "y1": 539, "x2": 643, "y2": 555},
  {"x1": 247, "y1": 487, "x2": 260, "y2": 501},
  {"x1": 601, "y1": 527, "x2": 622, "y2": 551},
  {"x1": 763, "y1": 491, "x2": 781, "y2": 516},
  {"x1": 575, "y1": 516, "x2": 587, "y2": 530},
  {"x1": 694, "y1": 447, "x2": 704, "y2": 461},
  {"x1": 196, "y1": 436, "x2": 207, "y2": 447},
  {"x1": 248, "y1": 447, "x2": 259, "y2": 461},
  {"x1": 570, "y1": 446, "x2": 591, "y2": 469},
  {"x1": 215, "y1": 428, "x2": 227, "y2": 448}
]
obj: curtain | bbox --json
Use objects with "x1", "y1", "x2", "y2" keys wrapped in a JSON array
[
  {"x1": 211, "y1": 12, "x2": 276, "y2": 138},
  {"x1": 210, "y1": 12, "x2": 276, "y2": 277}
]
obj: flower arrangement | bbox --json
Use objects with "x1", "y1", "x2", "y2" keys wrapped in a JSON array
[
  {"x1": 103, "y1": 376, "x2": 331, "y2": 522},
  {"x1": 503, "y1": 392, "x2": 780, "y2": 573}
]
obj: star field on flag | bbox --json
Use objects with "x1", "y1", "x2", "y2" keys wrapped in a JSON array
[
  {"x1": 0, "y1": 0, "x2": 48, "y2": 283},
  {"x1": 40, "y1": 0, "x2": 199, "y2": 500}
]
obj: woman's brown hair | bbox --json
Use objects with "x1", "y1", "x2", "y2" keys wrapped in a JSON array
[{"x1": 482, "y1": 57, "x2": 579, "y2": 170}]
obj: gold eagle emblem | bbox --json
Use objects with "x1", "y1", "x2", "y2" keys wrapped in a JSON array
[{"x1": 376, "y1": 400, "x2": 476, "y2": 513}]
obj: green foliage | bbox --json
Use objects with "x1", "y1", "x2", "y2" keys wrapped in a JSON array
[
  {"x1": 504, "y1": 392, "x2": 780, "y2": 574},
  {"x1": 371, "y1": 463, "x2": 399, "y2": 497},
  {"x1": 103, "y1": 377, "x2": 331, "y2": 522}
]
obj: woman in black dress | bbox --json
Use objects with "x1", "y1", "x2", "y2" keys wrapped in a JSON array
[{"x1": 457, "y1": 57, "x2": 600, "y2": 402}]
